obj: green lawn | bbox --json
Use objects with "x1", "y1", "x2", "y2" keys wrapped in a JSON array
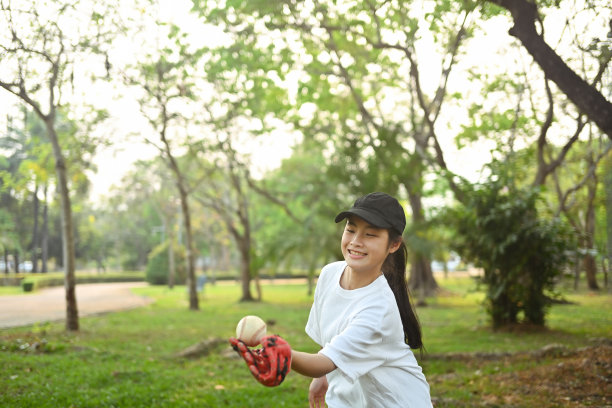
[{"x1": 1, "y1": 277, "x2": 610, "y2": 407}]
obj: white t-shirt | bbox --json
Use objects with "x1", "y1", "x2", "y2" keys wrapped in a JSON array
[{"x1": 305, "y1": 261, "x2": 433, "y2": 408}]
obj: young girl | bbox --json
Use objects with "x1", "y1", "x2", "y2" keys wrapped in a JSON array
[{"x1": 230, "y1": 192, "x2": 432, "y2": 407}]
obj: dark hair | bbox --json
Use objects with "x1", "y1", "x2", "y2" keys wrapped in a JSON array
[{"x1": 382, "y1": 229, "x2": 423, "y2": 350}]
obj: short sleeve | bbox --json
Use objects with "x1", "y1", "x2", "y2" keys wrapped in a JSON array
[
  {"x1": 305, "y1": 263, "x2": 335, "y2": 346},
  {"x1": 305, "y1": 292, "x2": 322, "y2": 345},
  {"x1": 319, "y1": 299, "x2": 391, "y2": 382}
]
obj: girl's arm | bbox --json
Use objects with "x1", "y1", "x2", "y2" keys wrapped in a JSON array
[{"x1": 291, "y1": 350, "x2": 336, "y2": 378}]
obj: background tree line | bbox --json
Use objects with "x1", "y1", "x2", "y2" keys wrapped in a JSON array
[{"x1": 1, "y1": 0, "x2": 610, "y2": 331}]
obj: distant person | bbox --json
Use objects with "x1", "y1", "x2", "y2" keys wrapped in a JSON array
[{"x1": 231, "y1": 192, "x2": 432, "y2": 407}]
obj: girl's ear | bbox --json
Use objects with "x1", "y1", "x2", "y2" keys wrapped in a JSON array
[{"x1": 388, "y1": 238, "x2": 402, "y2": 254}]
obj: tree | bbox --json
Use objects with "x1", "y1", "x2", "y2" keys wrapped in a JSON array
[
  {"x1": 198, "y1": 0, "x2": 485, "y2": 297},
  {"x1": 456, "y1": 2, "x2": 611, "y2": 290},
  {"x1": 551, "y1": 137, "x2": 612, "y2": 290},
  {"x1": 121, "y1": 25, "x2": 206, "y2": 310},
  {"x1": 485, "y1": 0, "x2": 612, "y2": 139},
  {"x1": 193, "y1": 141, "x2": 259, "y2": 301},
  {"x1": 0, "y1": 1, "x2": 82, "y2": 328},
  {"x1": 0, "y1": 113, "x2": 32, "y2": 273},
  {"x1": 4, "y1": 109, "x2": 55, "y2": 273},
  {"x1": 189, "y1": 2, "x2": 303, "y2": 301},
  {"x1": 0, "y1": 0, "x2": 123, "y2": 330}
]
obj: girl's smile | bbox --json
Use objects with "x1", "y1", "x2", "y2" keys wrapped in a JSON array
[
  {"x1": 347, "y1": 249, "x2": 367, "y2": 257},
  {"x1": 340, "y1": 215, "x2": 400, "y2": 289}
]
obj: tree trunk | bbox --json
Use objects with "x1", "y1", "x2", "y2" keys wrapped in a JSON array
[
  {"x1": 254, "y1": 274, "x2": 262, "y2": 301},
  {"x1": 179, "y1": 188, "x2": 198, "y2": 310},
  {"x1": 307, "y1": 258, "x2": 318, "y2": 297},
  {"x1": 41, "y1": 184, "x2": 49, "y2": 273},
  {"x1": 31, "y1": 185, "x2": 40, "y2": 273},
  {"x1": 602, "y1": 256, "x2": 608, "y2": 289},
  {"x1": 238, "y1": 240, "x2": 254, "y2": 301},
  {"x1": 405, "y1": 186, "x2": 439, "y2": 297},
  {"x1": 490, "y1": 0, "x2": 612, "y2": 139},
  {"x1": 14, "y1": 252, "x2": 20, "y2": 273},
  {"x1": 408, "y1": 254, "x2": 438, "y2": 305},
  {"x1": 159, "y1": 131, "x2": 198, "y2": 310},
  {"x1": 583, "y1": 168, "x2": 599, "y2": 290},
  {"x1": 605, "y1": 154, "x2": 612, "y2": 288},
  {"x1": 164, "y1": 217, "x2": 175, "y2": 289},
  {"x1": 167, "y1": 228, "x2": 175, "y2": 290},
  {"x1": 583, "y1": 254, "x2": 599, "y2": 290},
  {"x1": 46, "y1": 121, "x2": 79, "y2": 331}
]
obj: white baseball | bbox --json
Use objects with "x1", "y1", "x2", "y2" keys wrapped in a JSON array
[{"x1": 236, "y1": 315, "x2": 267, "y2": 347}]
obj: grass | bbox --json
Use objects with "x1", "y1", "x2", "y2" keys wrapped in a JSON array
[
  {"x1": 0, "y1": 286, "x2": 25, "y2": 295},
  {"x1": 0, "y1": 277, "x2": 610, "y2": 407}
]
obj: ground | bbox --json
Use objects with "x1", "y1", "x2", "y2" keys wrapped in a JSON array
[{"x1": 430, "y1": 343, "x2": 612, "y2": 407}]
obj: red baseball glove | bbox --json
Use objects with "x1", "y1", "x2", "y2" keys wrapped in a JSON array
[{"x1": 229, "y1": 334, "x2": 292, "y2": 387}]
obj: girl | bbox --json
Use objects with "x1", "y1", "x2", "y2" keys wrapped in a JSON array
[{"x1": 230, "y1": 192, "x2": 432, "y2": 407}]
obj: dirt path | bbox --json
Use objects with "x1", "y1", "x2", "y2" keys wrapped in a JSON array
[{"x1": 0, "y1": 282, "x2": 152, "y2": 329}]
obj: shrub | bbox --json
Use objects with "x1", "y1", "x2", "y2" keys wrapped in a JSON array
[
  {"x1": 22, "y1": 280, "x2": 34, "y2": 292},
  {"x1": 446, "y1": 182, "x2": 575, "y2": 328},
  {"x1": 30, "y1": 273, "x2": 145, "y2": 289},
  {"x1": 145, "y1": 241, "x2": 187, "y2": 285}
]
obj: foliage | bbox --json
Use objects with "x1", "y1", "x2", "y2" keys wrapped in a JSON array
[
  {"x1": 193, "y1": 0, "x2": 489, "y2": 296},
  {"x1": 145, "y1": 241, "x2": 187, "y2": 286},
  {"x1": 251, "y1": 140, "x2": 345, "y2": 275},
  {"x1": 445, "y1": 180, "x2": 576, "y2": 327}
]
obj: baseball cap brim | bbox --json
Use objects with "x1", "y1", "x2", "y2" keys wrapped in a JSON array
[{"x1": 334, "y1": 208, "x2": 394, "y2": 230}]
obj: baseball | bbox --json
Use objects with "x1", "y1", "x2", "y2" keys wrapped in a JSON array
[{"x1": 235, "y1": 315, "x2": 267, "y2": 347}]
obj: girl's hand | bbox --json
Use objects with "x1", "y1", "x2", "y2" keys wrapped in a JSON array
[
  {"x1": 229, "y1": 335, "x2": 292, "y2": 387},
  {"x1": 309, "y1": 376, "x2": 328, "y2": 408}
]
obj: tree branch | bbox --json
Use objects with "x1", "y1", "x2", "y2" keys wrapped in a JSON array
[
  {"x1": 556, "y1": 140, "x2": 612, "y2": 215},
  {"x1": 488, "y1": 0, "x2": 612, "y2": 138}
]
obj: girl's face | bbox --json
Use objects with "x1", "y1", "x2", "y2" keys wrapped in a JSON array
[{"x1": 341, "y1": 215, "x2": 400, "y2": 275}]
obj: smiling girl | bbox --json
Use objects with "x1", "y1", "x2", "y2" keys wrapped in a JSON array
[{"x1": 230, "y1": 192, "x2": 432, "y2": 407}]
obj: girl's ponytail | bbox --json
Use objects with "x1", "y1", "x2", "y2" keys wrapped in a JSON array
[{"x1": 383, "y1": 230, "x2": 423, "y2": 350}]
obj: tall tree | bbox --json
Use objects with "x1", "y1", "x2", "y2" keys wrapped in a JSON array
[
  {"x1": 552, "y1": 136, "x2": 612, "y2": 290},
  {"x1": 13, "y1": 110, "x2": 54, "y2": 273},
  {"x1": 0, "y1": 1, "x2": 82, "y2": 328},
  {"x1": 485, "y1": 0, "x2": 612, "y2": 138},
  {"x1": 0, "y1": 0, "x2": 120, "y2": 330},
  {"x1": 192, "y1": 138, "x2": 258, "y2": 301},
  {"x1": 189, "y1": 2, "x2": 297, "y2": 301},
  {"x1": 457, "y1": 1, "x2": 611, "y2": 289},
  {"x1": 121, "y1": 26, "x2": 206, "y2": 309}
]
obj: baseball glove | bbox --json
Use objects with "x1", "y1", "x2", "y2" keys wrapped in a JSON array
[{"x1": 229, "y1": 334, "x2": 292, "y2": 387}]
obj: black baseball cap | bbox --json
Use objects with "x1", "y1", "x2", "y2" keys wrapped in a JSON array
[{"x1": 334, "y1": 192, "x2": 406, "y2": 235}]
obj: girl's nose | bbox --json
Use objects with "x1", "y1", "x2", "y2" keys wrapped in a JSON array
[{"x1": 351, "y1": 232, "x2": 363, "y2": 245}]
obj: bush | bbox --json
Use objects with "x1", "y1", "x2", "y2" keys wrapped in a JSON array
[
  {"x1": 29, "y1": 273, "x2": 145, "y2": 289},
  {"x1": 145, "y1": 241, "x2": 187, "y2": 285},
  {"x1": 446, "y1": 182, "x2": 575, "y2": 328},
  {"x1": 21, "y1": 280, "x2": 34, "y2": 292}
]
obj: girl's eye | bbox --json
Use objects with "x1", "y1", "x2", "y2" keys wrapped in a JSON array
[
  {"x1": 346, "y1": 228, "x2": 355, "y2": 233},
  {"x1": 366, "y1": 233, "x2": 377, "y2": 237}
]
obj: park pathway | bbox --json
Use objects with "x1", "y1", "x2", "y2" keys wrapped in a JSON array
[{"x1": 0, "y1": 282, "x2": 152, "y2": 329}]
